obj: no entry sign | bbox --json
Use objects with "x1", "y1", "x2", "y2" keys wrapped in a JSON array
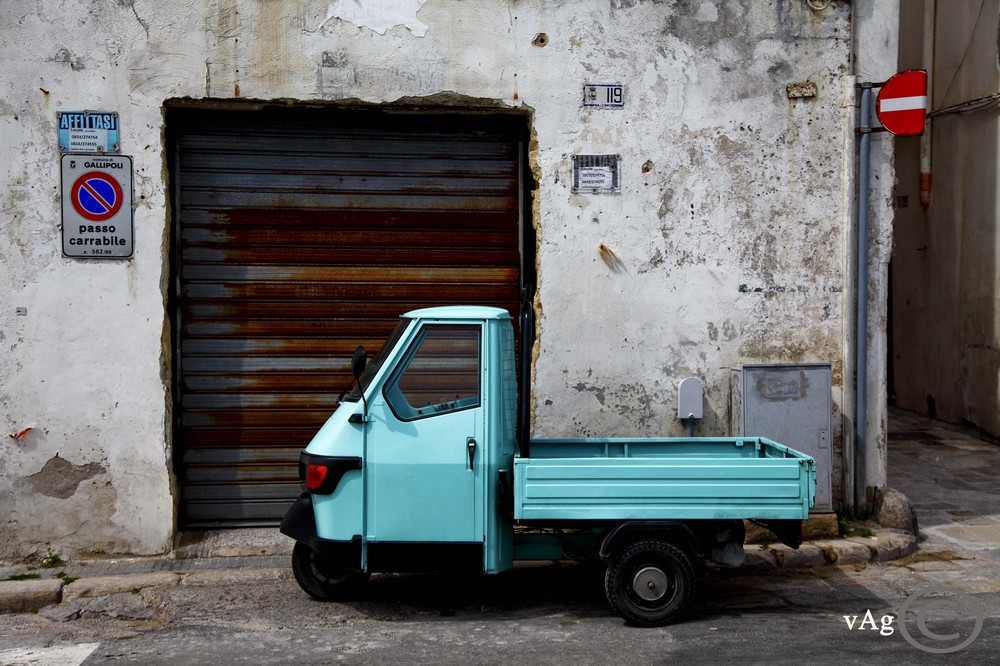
[
  {"x1": 875, "y1": 70, "x2": 928, "y2": 136},
  {"x1": 61, "y1": 154, "x2": 133, "y2": 258}
]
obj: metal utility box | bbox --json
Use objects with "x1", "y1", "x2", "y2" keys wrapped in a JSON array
[{"x1": 731, "y1": 363, "x2": 832, "y2": 512}]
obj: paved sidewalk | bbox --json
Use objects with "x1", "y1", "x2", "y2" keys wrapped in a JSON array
[
  {"x1": 888, "y1": 407, "x2": 1000, "y2": 559},
  {"x1": 0, "y1": 554, "x2": 289, "y2": 582},
  {"x1": 0, "y1": 529, "x2": 294, "y2": 613},
  {"x1": 0, "y1": 525, "x2": 293, "y2": 583}
]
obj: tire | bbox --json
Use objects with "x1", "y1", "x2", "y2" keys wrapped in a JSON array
[
  {"x1": 291, "y1": 541, "x2": 369, "y2": 601},
  {"x1": 604, "y1": 539, "x2": 695, "y2": 627}
]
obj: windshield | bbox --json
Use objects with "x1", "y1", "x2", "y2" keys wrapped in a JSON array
[{"x1": 343, "y1": 318, "x2": 410, "y2": 402}]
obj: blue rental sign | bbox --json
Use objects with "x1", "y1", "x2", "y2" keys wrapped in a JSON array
[{"x1": 58, "y1": 110, "x2": 120, "y2": 153}]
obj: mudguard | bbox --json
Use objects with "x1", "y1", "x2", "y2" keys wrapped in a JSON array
[
  {"x1": 752, "y1": 519, "x2": 803, "y2": 549},
  {"x1": 599, "y1": 521, "x2": 706, "y2": 562},
  {"x1": 280, "y1": 493, "x2": 364, "y2": 564},
  {"x1": 279, "y1": 493, "x2": 320, "y2": 549}
]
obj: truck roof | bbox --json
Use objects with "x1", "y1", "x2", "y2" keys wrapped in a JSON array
[{"x1": 403, "y1": 305, "x2": 512, "y2": 320}]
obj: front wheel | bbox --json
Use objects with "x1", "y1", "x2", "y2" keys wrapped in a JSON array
[
  {"x1": 604, "y1": 539, "x2": 695, "y2": 627},
  {"x1": 291, "y1": 542, "x2": 369, "y2": 601}
]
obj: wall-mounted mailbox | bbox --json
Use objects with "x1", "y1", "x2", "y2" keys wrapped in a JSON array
[
  {"x1": 678, "y1": 377, "x2": 704, "y2": 437},
  {"x1": 678, "y1": 377, "x2": 704, "y2": 419}
]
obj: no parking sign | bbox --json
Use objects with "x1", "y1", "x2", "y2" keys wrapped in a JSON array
[{"x1": 61, "y1": 154, "x2": 133, "y2": 258}]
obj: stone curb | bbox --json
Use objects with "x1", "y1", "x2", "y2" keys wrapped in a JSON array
[
  {"x1": 0, "y1": 568, "x2": 298, "y2": 615},
  {"x1": 176, "y1": 567, "x2": 293, "y2": 587},
  {"x1": 0, "y1": 578, "x2": 63, "y2": 613},
  {"x1": 741, "y1": 530, "x2": 919, "y2": 569},
  {"x1": 62, "y1": 572, "x2": 182, "y2": 602}
]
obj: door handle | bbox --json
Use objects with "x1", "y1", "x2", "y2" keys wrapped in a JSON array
[{"x1": 467, "y1": 437, "x2": 477, "y2": 470}]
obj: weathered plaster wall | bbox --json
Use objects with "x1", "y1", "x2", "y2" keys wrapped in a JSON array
[
  {"x1": 532, "y1": 2, "x2": 854, "y2": 444},
  {"x1": 893, "y1": 0, "x2": 1000, "y2": 437},
  {"x1": 2, "y1": 1, "x2": 176, "y2": 558},
  {"x1": 0, "y1": 0, "x2": 897, "y2": 557}
]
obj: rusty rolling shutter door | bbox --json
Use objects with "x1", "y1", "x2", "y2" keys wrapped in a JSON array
[{"x1": 173, "y1": 108, "x2": 524, "y2": 526}]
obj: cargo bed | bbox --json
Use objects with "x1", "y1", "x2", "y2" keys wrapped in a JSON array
[{"x1": 514, "y1": 437, "x2": 816, "y2": 522}]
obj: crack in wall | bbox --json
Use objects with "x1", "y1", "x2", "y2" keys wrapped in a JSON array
[{"x1": 116, "y1": 0, "x2": 150, "y2": 38}]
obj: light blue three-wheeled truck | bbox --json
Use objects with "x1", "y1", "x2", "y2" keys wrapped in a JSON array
[{"x1": 281, "y1": 306, "x2": 816, "y2": 626}]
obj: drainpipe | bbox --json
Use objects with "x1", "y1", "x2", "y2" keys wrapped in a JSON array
[
  {"x1": 919, "y1": 0, "x2": 935, "y2": 208},
  {"x1": 855, "y1": 83, "x2": 873, "y2": 512},
  {"x1": 843, "y1": 1, "x2": 859, "y2": 515}
]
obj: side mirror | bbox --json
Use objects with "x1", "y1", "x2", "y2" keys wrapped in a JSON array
[{"x1": 351, "y1": 345, "x2": 367, "y2": 381}]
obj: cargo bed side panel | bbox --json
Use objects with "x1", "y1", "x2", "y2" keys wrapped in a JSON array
[{"x1": 513, "y1": 438, "x2": 814, "y2": 522}]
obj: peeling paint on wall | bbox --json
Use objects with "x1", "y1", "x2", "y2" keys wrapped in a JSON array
[
  {"x1": 320, "y1": 0, "x2": 429, "y2": 36},
  {"x1": 26, "y1": 455, "x2": 105, "y2": 500}
]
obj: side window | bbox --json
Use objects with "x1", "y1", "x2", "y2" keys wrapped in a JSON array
[{"x1": 383, "y1": 325, "x2": 481, "y2": 421}]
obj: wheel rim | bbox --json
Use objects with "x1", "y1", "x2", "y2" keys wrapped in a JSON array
[{"x1": 632, "y1": 565, "x2": 671, "y2": 602}]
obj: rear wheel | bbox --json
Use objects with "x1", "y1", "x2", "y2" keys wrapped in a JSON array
[
  {"x1": 291, "y1": 542, "x2": 369, "y2": 601},
  {"x1": 604, "y1": 539, "x2": 695, "y2": 626}
]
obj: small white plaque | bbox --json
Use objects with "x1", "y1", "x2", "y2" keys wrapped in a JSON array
[
  {"x1": 572, "y1": 154, "x2": 621, "y2": 194},
  {"x1": 583, "y1": 84, "x2": 624, "y2": 108}
]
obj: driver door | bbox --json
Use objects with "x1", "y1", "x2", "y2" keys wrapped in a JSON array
[{"x1": 368, "y1": 324, "x2": 484, "y2": 544}]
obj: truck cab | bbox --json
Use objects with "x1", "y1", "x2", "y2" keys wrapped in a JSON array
[{"x1": 281, "y1": 306, "x2": 518, "y2": 584}]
